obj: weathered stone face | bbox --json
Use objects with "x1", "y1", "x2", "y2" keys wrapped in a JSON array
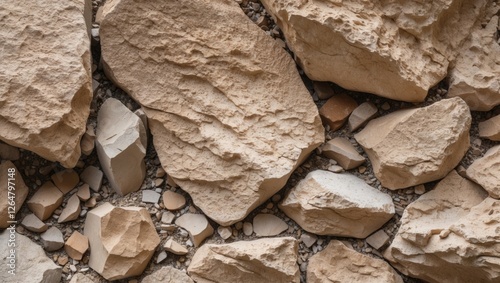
[{"x1": 466, "y1": 145, "x2": 500, "y2": 199}]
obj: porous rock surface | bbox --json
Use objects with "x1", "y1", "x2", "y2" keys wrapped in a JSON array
[{"x1": 466, "y1": 145, "x2": 500, "y2": 199}]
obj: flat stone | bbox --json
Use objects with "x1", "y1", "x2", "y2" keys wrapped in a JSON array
[
  {"x1": 162, "y1": 191, "x2": 186, "y2": 210},
  {"x1": 142, "y1": 190, "x2": 161, "y2": 204},
  {"x1": 58, "y1": 193, "x2": 81, "y2": 223},
  {"x1": 348, "y1": 102, "x2": 379, "y2": 132},
  {"x1": 41, "y1": 226, "x2": 65, "y2": 252},
  {"x1": 313, "y1": 81, "x2": 334, "y2": 100},
  {"x1": 252, "y1": 214, "x2": 288, "y2": 237},
  {"x1": 80, "y1": 166, "x2": 103, "y2": 192},
  {"x1": 76, "y1": 184, "x2": 91, "y2": 201},
  {"x1": 51, "y1": 169, "x2": 80, "y2": 194},
  {"x1": 319, "y1": 94, "x2": 358, "y2": 131},
  {"x1": 65, "y1": 231, "x2": 89, "y2": 260},
  {"x1": 217, "y1": 226, "x2": 232, "y2": 240},
  {"x1": 142, "y1": 266, "x2": 194, "y2": 283},
  {"x1": 175, "y1": 213, "x2": 214, "y2": 247},
  {"x1": 0, "y1": 142, "x2": 20, "y2": 160},
  {"x1": 0, "y1": 161, "x2": 29, "y2": 228},
  {"x1": 321, "y1": 137, "x2": 365, "y2": 170},
  {"x1": 479, "y1": 114, "x2": 500, "y2": 141},
  {"x1": 164, "y1": 238, "x2": 188, "y2": 255},
  {"x1": 300, "y1": 233, "x2": 317, "y2": 248},
  {"x1": 27, "y1": 181, "x2": 63, "y2": 221},
  {"x1": 21, "y1": 214, "x2": 48, "y2": 233},
  {"x1": 161, "y1": 211, "x2": 176, "y2": 224},
  {"x1": 466, "y1": 145, "x2": 500, "y2": 199},
  {"x1": 243, "y1": 222, "x2": 253, "y2": 236},
  {"x1": 156, "y1": 251, "x2": 167, "y2": 264},
  {"x1": 366, "y1": 230, "x2": 390, "y2": 250}
]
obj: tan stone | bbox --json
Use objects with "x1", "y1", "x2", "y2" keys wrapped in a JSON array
[
  {"x1": 162, "y1": 191, "x2": 186, "y2": 210},
  {"x1": 58, "y1": 193, "x2": 81, "y2": 223},
  {"x1": 164, "y1": 238, "x2": 188, "y2": 255},
  {"x1": 0, "y1": 142, "x2": 20, "y2": 160},
  {"x1": 21, "y1": 214, "x2": 48, "y2": 233},
  {"x1": 319, "y1": 94, "x2": 358, "y2": 131},
  {"x1": 261, "y1": 0, "x2": 488, "y2": 102},
  {"x1": 348, "y1": 102, "x2": 379, "y2": 132},
  {"x1": 313, "y1": 81, "x2": 334, "y2": 100},
  {"x1": 51, "y1": 169, "x2": 79, "y2": 194},
  {"x1": 100, "y1": 0, "x2": 324, "y2": 225},
  {"x1": 0, "y1": 0, "x2": 92, "y2": 167},
  {"x1": 96, "y1": 98, "x2": 147, "y2": 196},
  {"x1": 252, "y1": 214, "x2": 288, "y2": 237},
  {"x1": 355, "y1": 97, "x2": 471, "y2": 189},
  {"x1": 84, "y1": 197, "x2": 96, "y2": 208},
  {"x1": 479, "y1": 114, "x2": 500, "y2": 141},
  {"x1": 188, "y1": 237, "x2": 299, "y2": 283},
  {"x1": 142, "y1": 266, "x2": 194, "y2": 283},
  {"x1": 27, "y1": 181, "x2": 63, "y2": 221},
  {"x1": 0, "y1": 161, "x2": 28, "y2": 228},
  {"x1": 80, "y1": 166, "x2": 103, "y2": 192},
  {"x1": 77, "y1": 184, "x2": 91, "y2": 201},
  {"x1": 84, "y1": 202, "x2": 160, "y2": 280},
  {"x1": 280, "y1": 170, "x2": 394, "y2": 238},
  {"x1": 175, "y1": 213, "x2": 214, "y2": 247},
  {"x1": 65, "y1": 231, "x2": 89, "y2": 260},
  {"x1": 41, "y1": 226, "x2": 64, "y2": 252},
  {"x1": 366, "y1": 229, "x2": 390, "y2": 250},
  {"x1": 217, "y1": 226, "x2": 232, "y2": 240},
  {"x1": 466, "y1": 145, "x2": 500, "y2": 199},
  {"x1": 308, "y1": 240, "x2": 403, "y2": 283},
  {"x1": 69, "y1": 273, "x2": 94, "y2": 283},
  {"x1": 321, "y1": 137, "x2": 365, "y2": 170},
  {"x1": 80, "y1": 126, "x2": 96, "y2": 156}
]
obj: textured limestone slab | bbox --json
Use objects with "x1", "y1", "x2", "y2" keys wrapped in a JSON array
[
  {"x1": 0, "y1": 161, "x2": 28, "y2": 228},
  {"x1": 466, "y1": 145, "x2": 500, "y2": 199}
]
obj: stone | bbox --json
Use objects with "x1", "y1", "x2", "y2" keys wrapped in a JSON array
[
  {"x1": 84, "y1": 202, "x2": 160, "y2": 280},
  {"x1": 261, "y1": 0, "x2": 488, "y2": 102},
  {"x1": 80, "y1": 126, "x2": 96, "y2": 156},
  {"x1": 479, "y1": 114, "x2": 500, "y2": 141},
  {"x1": 0, "y1": 142, "x2": 20, "y2": 160},
  {"x1": 252, "y1": 214, "x2": 288, "y2": 237},
  {"x1": 299, "y1": 233, "x2": 317, "y2": 248},
  {"x1": 100, "y1": 0, "x2": 324, "y2": 225},
  {"x1": 448, "y1": 15, "x2": 500, "y2": 111},
  {"x1": 27, "y1": 181, "x2": 63, "y2": 221},
  {"x1": 0, "y1": 161, "x2": 28, "y2": 228},
  {"x1": 217, "y1": 226, "x2": 232, "y2": 240},
  {"x1": 0, "y1": 231, "x2": 61, "y2": 283},
  {"x1": 355, "y1": 97, "x2": 471, "y2": 189},
  {"x1": 58, "y1": 193, "x2": 81, "y2": 223},
  {"x1": 243, "y1": 222, "x2": 253, "y2": 236},
  {"x1": 96, "y1": 98, "x2": 147, "y2": 196},
  {"x1": 0, "y1": 0, "x2": 92, "y2": 168},
  {"x1": 65, "y1": 231, "x2": 89, "y2": 260},
  {"x1": 77, "y1": 184, "x2": 91, "y2": 201},
  {"x1": 280, "y1": 170, "x2": 394, "y2": 238},
  {"x1": 313, "y1": 81, "x2": 334, "y2": 100},
  {"x1": 156, "y1": 251, "x2": 167, "y2": 264},
  {"x1": 164, "y1": 238, "x2": 188, "y2": 255},
  {"x1": 41, "y1": 226, "x2": 65, "y2": 252},
  {"x1": 21, "y1": 214, "x2": 48, "y2": 233},
  {"x1": 84, "y1": 197, "x2": 96, "y2": 208},
  {"x1": 366, "y1": 230, "x2": 390, "y2": 250},
  {"x1": 162, "y1": 191, "x2": 186, "y2": 210},
  {"x1": 319, "y1": 94, "x2": 358, "y2": 131},
  {"x1": 321, "y1": 137, "x2": 365, "y2": 170},
  {"x1": 175, "y1": 213, "x2": 214, "y2": 247},
  {"x1": 142, "y1": 190, "x2": 161, "y2": 204},
  {"x1": 69, "y1": 273, "x2": 94, "y2": 283},
  {"x1": 161, "y1": 211, "x2": 176, "y2": 224},
  {"x1": 414, "y1": 184, "x2": 426, "y2": 195},
  {"x1": 80, "y1": 166, "x2": 103, "y2": 192},
  {"x1": 308, "y1": 240, "x2": 403, "y2": 283},
  {"x1": 466, "y1": 145, "x2": 500, "y2": 199},
  {"x1": 188, "y1": 237, "x2": 299, "y2": 283},
  {"x1": 51, "y1": 169, "x2": 80, "y2": 194},
  {"x1": 134, "y1": 108, "x2": 149, "y2": 134},
  {"x1": 348, "y1": 102, "x2": 379, "y2": 132},
  {"x1": 142, "y1": 266, "x2": 194, "y2": 283}
]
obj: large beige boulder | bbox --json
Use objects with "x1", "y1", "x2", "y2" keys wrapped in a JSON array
[
  {"x1": 260, "y1": 0, "x2": 487, "y2": 102},
  {"x1": 308, "y1": 240, "x2": 403, "y2": 283},
  {"x1": 0, "y1": 161, "x2": 28, "y2": 228},
  {"x1": 355, "y1": 97, "x2": 471, "y2": 189},
  {"x1": 280, "y1": 170, "x2": 394, "y2": 238},
  {"x1": 188, "y1": 237, "x2": 299, "y2": 283},
  {"x1": 84, "y1": 202, "x2": 160, "y2": 280},
  {"x1": 466, "y1": 145, "x2": 500, "y2": 199},
  {"x1": 0, "y1": 0, "x2": 92, "y2": 168},
  {"x1": 100, "y1": 0, "x2": 324, "y2": 225}
]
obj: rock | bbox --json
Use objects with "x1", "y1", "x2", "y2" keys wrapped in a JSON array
[
  {"x1": 280, "y1": 170, "x2": 394, "y2": 238},
  {"x1": 162, "y1": 191, "x2": 186, "y2": 210},
  {"x1": 466, "y1": 145, "x2": 500, "y2": 198},
  {"x1": 299, "y1": 233, "x2": 317, "y2": 248},
  {"x1": 348, "y1": 102, "x2": 379, "y2": 132},
  {"x1": 69, "y1": 273, "x2": 94, "y2": 283},
  {"x1": 58, "y1": 193, "x2": 81, "y2": 223},
  {"x1": 40, "y1": 226, "x2": 65, "y2": 252},
  {"x1": 261, "y1": 0, "x2": 487, "y2": 102},
  {"x1": 95, "y1": 98, "x2": 147, "y2": 196},
  {"x1": 142, "y1": 266, "x2": 194, "y2": 283},
  {"x1": 134, "y1": 108, "x2": 149, "y2": 134},
  {"x1": 142, "y1": 190, "x2": 161, "y2": 204},
  {"x1": 0, "y1": 0, "x2": 92, "y2": 168},
  {"x1": 84, "y1": 202, "x2": 160, "y2": 280},
  {"x1": 188, "y1": 237, "x2": 299, "y2": 283},
  {"x1": 156, "y1": 251, "x2": 167, "y2": 264},
  {"x1": 0, "y1": 231, "x2": 61, "y2": 283},
  {"x1": 321, "y1": 137, "x2": 365, "y2": 170},
  {"x1": 175, "y1": 213, "x2": 214, "y2": 247},
  {"x1": 0, "y1": 142, "x2": 20, "y2": 160},
  {"x1": 164, "y1": 238, "x2": 189, "y2": 255},
  {"x1": 355, "y1": 97, "x2": 471, "y2": 189},
  {"x1": 51, "y1": 169, "x2": 79, "y2": 194},
  {"x1": 80, "y1": 166, "x2": 103, "y2": 192},
  {"x1": 448, "y1": 15, "x2": 500, "y2": 111},
  {"x1": 27, "y1": 181, "x2": 63, "y2": 221},
  {"x1": 161, "y1": 211, "x2": 175, "y2": 224},
  {"x1": 414, "y1": 184, "x2": 426, "y2": 195},
  {"x1": 0, "y1": 161, "x2": 28, "y2": 228},
  {"x1": 21, "y1": 214, "x2": 48, "y2": 233},
  {"x1": 319, "y1": 94, "x2": 358, "y2": 131},
  {"x1": 308, "y1": 240, "x2": 403, "y2": 283},
  {"x1": 252, "y1": 214, "x2": 288, "y2": 237},
  {"x1": 84, "y1": 197, "x2": 96, "y2": 208},
  {"x1": 366, "y1": 230, "x2": 390, "y2": 250},
  {"x1": 243, "y1": 222, "x2": 253, "y2": 236},
  {"x1": 479, "y1": 114, "x2": 500, "y2": 141},
  {"x1": 77, "y1": 184, "x2": 91, "y2": 201},
  {"x1": 313, "y1": 81, "x2": 334, "y2": 100},
  {"x1": 218, "y1": 226, "x2": 233, "y2": 240},
  {"x1": 80, "y1": 126, "x2": 96, "y2": 156},
  {"x1": 100, "y1": 0, "x2": 324, "y2": 225},
  {"x1": 65, "y1": 231, "x2": 89, "y2": 260}
]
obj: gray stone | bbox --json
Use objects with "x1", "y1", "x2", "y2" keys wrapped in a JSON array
[{"x1": 41, "y1": 226, "x2": 65, "y2": 252}]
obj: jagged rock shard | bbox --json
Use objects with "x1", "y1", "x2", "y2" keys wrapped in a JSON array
[
  {"x1": 0, "y1": 0, "x2": 92, "y2": 168},
  {"x1": 321, "y1": 137, "x2": 365, "y2": 170},
  {"x1": 260, "y1": 0, "x2": 488, "y2": 102},
  {"x1": 0, "y1": 161, "x2": 28, "y2": 228},
  {"x1": 142, "y1": 266, "x2": 194, "y2": 283},
  {"x1": 479, "y1": 114, "x2": 500, "y2": 141},
  {"x1": 100, "y1": 0, "x2": 324, "y2": 225},
  {"x1": 188, "y1": 237, "x2": 300, "y2": 283},
  {"x1": 466, "y1": 145, "x2": 500, "y2": 199},
  {"x1": 355, "y1": 97, "x2": 471, "y2": 190},
  {"x1": 84, "y1": 202, "x2": 160, "y2": 280},
  {"x1": 27, "y1": 181, "x2": 64, "y2": 221}
]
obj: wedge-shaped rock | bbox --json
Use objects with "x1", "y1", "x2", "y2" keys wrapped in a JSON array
[
  {"x1": 21, "y1": 214, "x2": 48, "y2": 233},
  {"x1": 261, "y1": 0, "x2": 488, "y2": 102},
  {"x1": 308, "y1": 240, "x2": 403, "y2": 283},
  {"x1": 355, "y1": 97, "x2": 471, "y2": 189},
  {"x1": 0, "y1": 161, "x2": 28, "y2": 228},
  {"x1": 479, "y1": 114, "x2": 500, "y2": 141},
  {"x1": 27, "y1": 181, "x2": 63, "y2": 221},
  {"x1": 321, "y1": 137, "x2": 365, "y2": 170},
  {"x1": 175, "y1": 213, "x2": 213, "y2": 247},
  {"x1": 84, "y1": 202, "x2": 160, "y2": 280},
  {"x1": 65, "y1": 231, "x2": 89, "y2": 260},
  {"x1": 467, "y1": 145, "x2": 500, "y2": 199},
  {"x1": 51, "y1": 169, "x2": 79, "y2": 194},
  {"x1": 280, "y1": 170, "x2": 394, "y2": 238},
  {"x1": 253, "y1": 214, "x2": 288, "y2": 236},
  {"x1": 100, "y1": 0, "x2": 324, "y2": 225},
  {"x1": 349, "y1": 102, "x2": 379, "y2": 132},
  {"x1": 0, "y1": 0, "x2": 92, "y2": 167},
  {"x1": 143, "y1": 267, "x2": 194, "y2": 283},
  {"x1": 188, "y1": 237, "x2": 299, "y2": 283},
  {"x1": 41, "y1": 226, "x2": 65, "y2": 252},
  {"x1": 58, "y1": 193, "x2": 81, "y2": 223},
  {"x1": 96, "y1": 98, "x2": 147, "y2": 196}
]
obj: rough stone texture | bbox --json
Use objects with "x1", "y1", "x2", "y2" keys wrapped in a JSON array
[
  {"x1": 59, "y1": 193, "x2": 81, "y2": 223},
  {"x1": 84, "y1": 202, "x2": 160, "y2": 280},
  {"x1": 41, "y1": 226, "x2": 65, "y2": 252},
  {"x1": 100, "y1": 0, "x2": 324, "y2": 225},
  {"x1": 253, "y1": 214, "x2": 288, "y2": 236},
  {"x1": 175, "y1": 213, "x2": 214, "y2": 247},
  {"x1": 466, "y1": 145, "x2": 500, "y2": 199},
  {"x1": 0, "y1": 231, "x2": 62, "y2": 283},
  {"x1": 280, "y1": 170, "x2": 394, "y2": 238},
  {"x1": 261, "y1": 0, "x2": 488, "y2": 102},
  {"x1": 142, "y1": 266, "x2": 194, "y2": 283},
  {"x1": 69, "y1": 273, "x2": 94, "y2": 283},
  {"x1": 0, "y1": 0, "x2": 92, "y2": 168},
  {"x1": 355, "y1": 97, "x2": 471, "y2": 189},
  {"x1": 27, "y1": 181, "x2": 63, "y2": 221},
  {"x1": 308, "y1": 240, "x2": 403, "y2": 283},
  {"x1": 0, "y1": 161, "x2": 28, "y2": 228},
  {"x1": 319, "y1": 94, "x2": 358, "y2": 131},
  {"x1": 348, "y1": 102, "x2": 379, "y2": 132},
  {"x1": 321, "y1": 137, "x2": 365, "y2": 170},
  {"x1": 479, "y1": 114, "x2": 500, "y2": 141},
  {"x1": 65, "y1": 231, "x2": 89, "y2": 260},
  {"x1": 188, "y1": 237, "x2": 299, "y2": 283},
  {"x1": 21, "y1": 214, "x2": 48, "y2": 233},
  {"x1": 51, "y1": 169, "x2": 79, "y2": 194},
  {"x1": 96, "y1": 98, "x2": 147, "y2": 196}
]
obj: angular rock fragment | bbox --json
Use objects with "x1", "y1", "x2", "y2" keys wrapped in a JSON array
[
  {"x1": 77, "y1": 184, "x2": 91, "y2": 201},
  {"x1": 466, "y1": 145, "x2": 500, "y2": 198},
  {"x1": 0, "y1": 142, "x2": 20, "y2": 160},
  {"x1": 80, "y1": 166, "x2": 103, "y2": 192},
  {"x1": 366, "y1": 229, "x2": 390, "y2": 250},
  {"x1": 27, "y1": 181, "x2": 63, "y2": 221},
  {"x1": 164, "y1": 239, "x2": 188, "y2": 255},
  {"x1": 479, "y1": 114, "x2": 500, "y2": 141},
  {"x1": 175, "y1": 213, "x2": 214, "y2": 247},
  {"x1": 21, "y1": 214, "x2": 48, "y2": 233},
  {"x1": 321, "y1": 137, "x2": 365, "y2": 170},
  {"x1": 80, "y1": 126, "x2": 96, "y2": 156},
  {"x1": 162, "y1": 191, "x2": 186, "y2": 210},
  {"x1": 252, "y1": 214, "x2": 288, "y2": 237},
  {"x1": 313, "y1": 82, "x2": 334, "y2": 100},
  {"x1": 142, "y1": 190, "x2": 160, "y2": 204},
  {"x1": 348, "y1": 102, "x2": 379, "y2": 132},
  {"x1": 0, "y1": 161, "x2": 28, "y2": 228},
  {"x1": 319, "y1": 94, "x2": 358, "y2": 131},
  {"x1": 41, "y1": 226, "x2": 65, "y2": 252},
  {"x1": 51, "y1": 169, "x2": 79, "y2": 194},
  {"x1": 58, "y1": 193, "x2": 81, "y2": 223},
  {"x1": 142, "y1": 266, "x2": 194, "y2": 283},
  {"x1": 65, "y1": 231, "x2": 89, "y2": 260}
]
